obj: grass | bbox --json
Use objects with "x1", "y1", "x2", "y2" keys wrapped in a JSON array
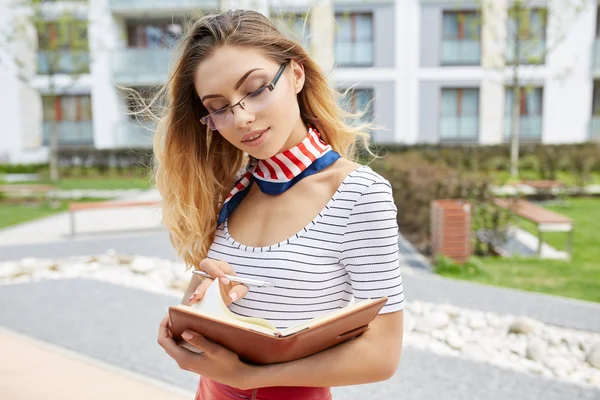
[
  {"x1": 2, "y1": 175, "x2": 153, "y2": 190},
  {"x1": 490, "y1": 170, "x2": 600, "y2": 186},
  {"x1": 435, "y1": 197, "x2": 600, "y2": 303},
  {"x1": 0, "y1": 197, "x2": 107, "y2": 229}
]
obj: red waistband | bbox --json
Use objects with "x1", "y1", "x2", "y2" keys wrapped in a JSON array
[{"x1": 196, "y1": 377, "x2": 332, "y2": 400}]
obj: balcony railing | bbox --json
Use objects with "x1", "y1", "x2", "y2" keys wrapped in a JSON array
[
  {"x1": 503, "y1": 115, "x2": 542, "y2": 140},
  {"x1": 441, "y1": 40, "x2": 481, "y2": 65},
  {"x1": 590, "y1": 116, "x2": 600, "y2": 142},
  {"x1": 111, "y1": 48, "x2": 173, "y2": 84},
  {"x1": 42, "y1": 121, "x2": 94, "y2": 146},
  {"x1": 335, "y1": 41, "x2": 374, "y2": 67},
  {"x1": 114, "y1": 120, "x2": 155, "y2": 148},
  {"x1": 592, "y1": 39, "x2": 600, "y2": 75},
  {"x1": 439, "y1": 115, "x2": 479, "y2": 141},
  {"x1": 110, "y1": 0, "x2": 218, "y2": 12},
  {"x1": 37, "y1": 50, "x2": 90, "y2": 75},
  {"x1": 505, "y1": 40, "x2": 546, "y2": 65}
]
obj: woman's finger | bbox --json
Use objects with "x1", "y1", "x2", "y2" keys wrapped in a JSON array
[
  {"x1": 226, "y1": 284, "x2": 249, "y2": 305},
  {"x1": 199, "y1": 259, "x2": 231, "y2": 284},
  {"x1": 189, "y1": 277, "x2": 214, "y2": 304}
]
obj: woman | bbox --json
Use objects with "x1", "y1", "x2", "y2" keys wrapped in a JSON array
[{"x1": 156, "y1": 9, "x2": 404, "y2": 400}]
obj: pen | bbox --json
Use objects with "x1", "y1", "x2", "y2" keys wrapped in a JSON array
[{"x1": 192, "y1": 270, "x2": 276, "y2": 288}]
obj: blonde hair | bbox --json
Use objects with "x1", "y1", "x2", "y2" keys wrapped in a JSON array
[{"x1": 152, "y1": 10, "x2": 374, "y2": 269}]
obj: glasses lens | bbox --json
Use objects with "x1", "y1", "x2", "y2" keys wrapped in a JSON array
[{"x1": 243, "y1": 86, "x2": 272, "y2": 115}]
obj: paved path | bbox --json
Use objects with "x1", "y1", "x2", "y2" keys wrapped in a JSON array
[
  {"x1": 0, "y1": 327, "x2": 192, "y2": 400},
  {"x1": 1, "y1": 279, "x2": 598, "y2": 400}
]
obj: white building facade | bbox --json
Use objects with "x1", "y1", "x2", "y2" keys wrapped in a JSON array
[{"x1": 0, "y1": 0, "x2": 599, "y2": 164}]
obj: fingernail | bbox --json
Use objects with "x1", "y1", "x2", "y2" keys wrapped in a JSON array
[
  {"x1": 229, "y1": 292, "x2": 238, "y2": 302},
  {"x1": 182, "y1": 331, "x2": 193, "y2": 340},
  {"x1": 220, "y1": 277, "x2": 230, "y2": 285}
]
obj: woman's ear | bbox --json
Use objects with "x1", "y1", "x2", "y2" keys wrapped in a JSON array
[{"x1": 291, "y1": 60, "x2": 305, "y2": 94}]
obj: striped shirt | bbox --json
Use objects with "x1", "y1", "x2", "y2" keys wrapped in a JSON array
[{"x1": 208, "y1": 165, "x2": 405, "y2": 330}]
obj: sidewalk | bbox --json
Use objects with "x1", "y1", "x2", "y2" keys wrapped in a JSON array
[
  {"x1": 0, "y1": 189, "x2": 163, "y2": 246},
  {"x1": 0, "y1": 327, "x2": 194, "y2": 400}
]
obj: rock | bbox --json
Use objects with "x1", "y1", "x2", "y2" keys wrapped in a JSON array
[
  {"x1": 543, "y1": 356, "x2": 575, "y2": 375},
  {"x1": 587, "y1": 343, "x2": 600, "y2": 369},
  {"x1": 526, "y1": 339, "x2": 547, "y2": 361},
  {"x1": 408, "y1": 302, "x2": 423, "y2": 316},
  {"x1": 129, "y1": 258, "x2": 156, "y2": 274},
  {"x1": 168, "y1": 278, "x2": 189, "y2": 292},
  {"x1": 118, "y1": 255, "x2": 134, "y2": 265},
  {"x1": 446, "y1": 334, "x2": 465, "y2": 350},
  {"x1": 468, "y1": 315, "x2": 487, "y2": 330},
  {"x1": 0, "y1": 262, "x2": 20, "y2": 279},
  {"x1": 426, "y1": 311, "x2": 450, "y2": 330},
  {"x1": 414, "y1": 318, "x2": 433, "y2": 334},
  {"x1": 509, "y1": 317, "x2": 537, "y2": 335}
]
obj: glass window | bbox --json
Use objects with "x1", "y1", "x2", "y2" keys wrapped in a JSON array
[
  {"x1": 42, "y1": 95, "x2": 93, "y2": 121},
  {"x1": 126, "y1": 21, "x2": 183, "y2": 48},
  {"x1": 439, "y1": 88, "x2": 479, "y2": 140},
  {"x1": 335, "y1": 13, "x2": 373, "y2": 67},
  {"x1": 339, "y1": 87, "x2": 374, "y2": 124}
]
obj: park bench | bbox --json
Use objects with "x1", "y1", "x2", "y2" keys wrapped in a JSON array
[
  {"x1": 493, "y1": 198, "x2": 574, "y2": 257},
  {"x1": 68, "y1": 200, "x2": 160, "y2": 236},
  {"x1": 0, "y1": 184, "x2": 56, "y2": 197}
]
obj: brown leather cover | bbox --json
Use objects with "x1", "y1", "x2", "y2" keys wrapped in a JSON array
[{"x1": 168, "y1": 297, "x2": 387, "y2": 365}]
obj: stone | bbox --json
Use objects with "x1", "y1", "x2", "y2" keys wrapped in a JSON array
[
  {"x1": 526, "y1": 338, "x2": 547, "y2": 361},
  {"x1": 468, "y1": 315, "x2": 487, "y2": 330},
  {"x1": 403, "y1": 311, "x2": 415, "y2": 333},
  {"x1": 509, "y1": 317, "x2": 537, "y2": 335},
  {"x1": 129, "y1": 258, "x2": 156, "y2": 274},
  {"x1": 446, "y1": 334, "x2": 465, "y2": 350},
  {"x1": 543, "y1": 356, "x2": 575, "y2": 375},
  {"x1": 425, "y1": 311, "x2": 450, "y2": 330},
  {"x1": 118, "y1": 255, "x2": 134, "y2": 265},
  {"x1": 0, "y1": 262, "x2": 20, "y2": 279},
  {"x1": 587, "y1": 343, "x2": 600, "y2": 369}
]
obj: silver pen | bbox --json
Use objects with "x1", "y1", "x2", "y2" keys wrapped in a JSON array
[{"x1": 192, "y1": 270, "x2": 276, "y2": 288}]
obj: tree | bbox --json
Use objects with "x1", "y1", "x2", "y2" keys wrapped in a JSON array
[
  {"x1": 3, "y1": 0, "x2": 89, "y2": 181},
  {"x1": 454, "y1": 0, "x2": 591, "y2": 179}
]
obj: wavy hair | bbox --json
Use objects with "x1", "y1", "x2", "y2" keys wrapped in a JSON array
[{"x1": 151, "y1": 10, "x2": 375, "y2": 269}]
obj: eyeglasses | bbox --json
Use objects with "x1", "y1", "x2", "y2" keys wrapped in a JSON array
[{"x1": 200, "y1": 62, "x2": 288, "y2": 131}]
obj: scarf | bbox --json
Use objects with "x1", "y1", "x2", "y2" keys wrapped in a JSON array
[{"x1": 217, "y1": 126, "x2": 341, "y2": 227}]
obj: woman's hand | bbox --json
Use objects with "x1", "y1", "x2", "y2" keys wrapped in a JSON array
[
  {"x1": 189, "y1": 259, "x2": 249, "y2": 306},
  {"x1": 157, "y1": 315, "x2": 256, "y2": 390}
]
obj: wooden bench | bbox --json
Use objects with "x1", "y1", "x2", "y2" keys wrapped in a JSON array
[
  {"x1": 68, "y1": 200, "x2": 160, "y2": 236},
  {"x1": 494, "y1": 198, "x2": 574, "y2": 257},
  {"x1": 0, "y1": 184, "x2": 56, "y2": 197}
]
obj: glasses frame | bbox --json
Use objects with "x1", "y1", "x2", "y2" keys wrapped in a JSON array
[{"x1": 200, "y1": 62, "x2": 288, "y2": 129}]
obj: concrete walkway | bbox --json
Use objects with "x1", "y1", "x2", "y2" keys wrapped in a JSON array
[{"x1": 0, "y1": 327, "x2": 193, "y2": 400}]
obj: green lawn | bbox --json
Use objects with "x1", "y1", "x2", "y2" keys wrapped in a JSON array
[
  {"x1": 490, "y1": 170, "x2": 600, "y2": 186},
  {"x1": 436, "y1": 197, "x2": 600, "y2": 303},
  {"x1": 0, "y1": 198, "x2": 107, "y2": 229},
  {"x1": 3, "y1": 176, "x2": 153, "y2": 190}
]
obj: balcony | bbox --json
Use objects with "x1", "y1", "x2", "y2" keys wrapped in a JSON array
[
  {"x1": 42, "y1": 121, "x2": 94, "y2": 147},
  {"x1": 113, "y1": 121, "x2": 155, "y2": 148},
  {"x1": 109, "y1": 0, "x2": 218, "y2": 15},
  {"x1": 505, "y1": 40, "x2": 546, "y2": 65},
  {"x1": 503, "y1": 115, "x2": 542, "y2": 141},
  {"x1": 590, "y1": 116, "x2": 600, "y2": 142},
  {"x1": 441, "y1": 40, "x2": 481, "y2": 66},
  {"x1": 439, "y1": 116, "x2": 479, "y2": 141},
  {"x1": 335, "y1": 41, "x2": 374, "y2": 67},
  {"x1": 37, "y1": 50, "x2": 90, "y2": 75},
  {"x1": 111, "y1": 48, "x2": 173, "y2": 85},
  {"x1": 592, "y1": 39, "x2": 600, "y2": 76}
]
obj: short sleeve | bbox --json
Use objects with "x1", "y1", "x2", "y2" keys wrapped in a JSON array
[{"x1": 340, "y1": 179, "x2": 405, "y2": 313}]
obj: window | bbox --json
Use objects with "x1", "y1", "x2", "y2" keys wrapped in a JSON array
[
  {"x1": 504, "y1": 87, "x2": 543, "y2": 139},
  {"x1": 273, "y1": 13, "x2": 310, "y2": 48},
  {"x1": 126, "y1": 21, "x2": 183, "y2": 48},
  {"x1": 592, "y1": 81, "x2": 600, "y2": 116},
  {"x1": 42, "y1": 95, "x2": 93, "y2": 146},
  {"x1": 339, "y1": 88, "x2": 374, "y2": 124},
  {"x1": 441, "y1": 11, "x2": 480, "y2": 65},
  {"x1": 42, "y1": 95, "x2": 92, "y2": 122},
  {"x1": 335, "y1": 13, "x2": 373, "y2": 67},
  {"x1": 439, "y1": 89, "x2": 479, "y2": 140},
  {"x1": 37, "y1": 20, "x2": 89, "y2": 74},
  {"x1": 121, "y1": 86, "x2": 164, "y2": 123},
  {"x1": 506, "y1": 8, "x2": 546, "y2": 65}
]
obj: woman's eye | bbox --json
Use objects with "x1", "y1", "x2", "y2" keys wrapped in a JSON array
[{"x1": 248, "y1": 86, "x2": 267, "y2": 98}]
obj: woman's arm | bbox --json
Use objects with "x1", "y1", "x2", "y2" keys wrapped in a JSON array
[{"x1": 247, "y1": 310, "x2": 403, "y2": 388}]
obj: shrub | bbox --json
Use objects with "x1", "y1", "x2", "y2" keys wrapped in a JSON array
[{"x1": 370, "y1": 152, "x2": 510, "y2": 256}]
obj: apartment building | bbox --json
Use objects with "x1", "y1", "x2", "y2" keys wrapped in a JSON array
[{"x1": 0, "y1": 0, "x2": 598, "y2": 164}]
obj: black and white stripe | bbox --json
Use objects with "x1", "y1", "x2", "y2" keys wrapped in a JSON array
[{"x1": 208, "y1": 165, "x2": 405, "y2": 330}]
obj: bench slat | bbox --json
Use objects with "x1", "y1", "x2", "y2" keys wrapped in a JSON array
[{"x1": 494, "y1": 198, "x2": 573, "y2": 225}]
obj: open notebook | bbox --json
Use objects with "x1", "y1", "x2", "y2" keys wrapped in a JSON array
[{"x1": 169, "y1": 279, "x2": 387, "y2": 364}]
